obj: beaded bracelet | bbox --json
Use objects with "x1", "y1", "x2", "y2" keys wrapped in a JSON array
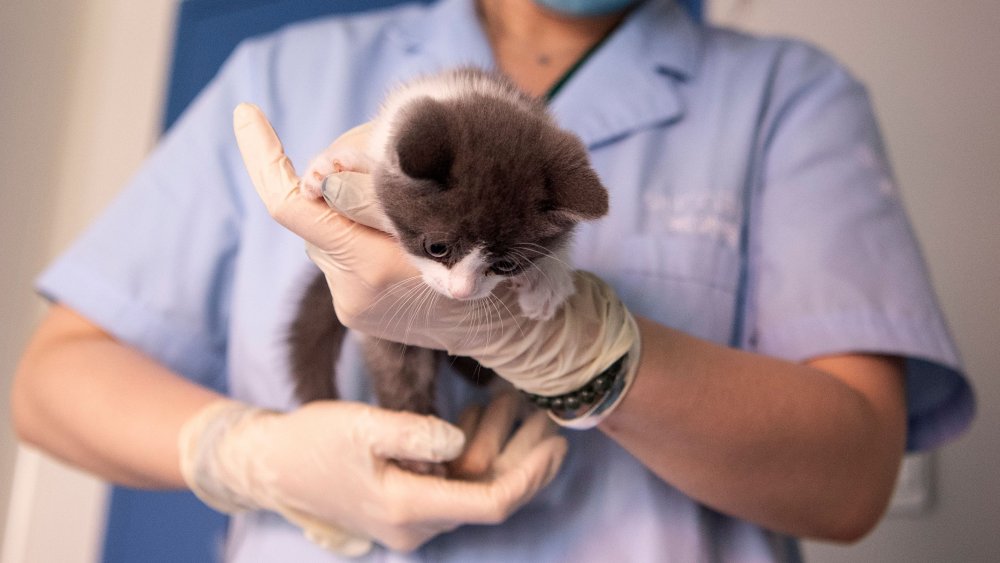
[{"x1": 521, "y1": 353, "x2": 632, "y2": 430}]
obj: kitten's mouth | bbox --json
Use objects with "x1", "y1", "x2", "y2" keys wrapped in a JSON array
[
  {"x1": 442, "y1": 284, "x2": 498, "y2": 302},
  {"x1": 448, "y1": 291, "x2": 487, "y2": 302}
]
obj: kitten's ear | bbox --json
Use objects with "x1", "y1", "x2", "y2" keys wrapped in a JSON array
[
  {"x1": 395, "y1": 97, "x2": 454, "y2": 186},
  {"x1": 545, "y1": 130, "x2": 609, "y2": 222}
]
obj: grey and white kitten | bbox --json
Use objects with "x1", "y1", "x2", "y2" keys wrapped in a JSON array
[{"x1": 289, "y1": 68, "x2": 607, "y2": 469}]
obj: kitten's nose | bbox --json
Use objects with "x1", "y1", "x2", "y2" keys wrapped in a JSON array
[{"x1": 448, "y1": 277, "x2": 476, "y2": 300}]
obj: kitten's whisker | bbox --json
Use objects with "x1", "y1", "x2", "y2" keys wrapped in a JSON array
[
  {"x1": 400, "y1": 285, "x2": 425, "y2": 343},
  {"x1": 380, "y1": 281, "x2": 428, "y2": 338},
  {"x1": 403, "y1": 285, "x2": 436, "y2": 341},
  {"x1": 508, "y1": 249, "x2": 556, "y2": 291},
  {"x1": 484, "y1": 293, "x2": 504, "y2": 342},
  {"x1": 513, "y1": 241, "x2": 562, "y2": 256},
  {"x1": 379, "y1": 281, "x2": 424, "y2": 327},
  {"x1": 348, "y1": 275, "x2": 424, "y2": 349},
  {"x1": 410, "y1": 284, "x2": 438, "y2": 342},
  {"x1": 490, "y1": 293, "x2": 525, "y2": 339},
  {"x1": 411, "y1": 286, "x2": 437, "y2": 340},
  {"x1": 504, "y1": 250, "x2": 532, "y2": 273},
  {"x1": 529, "y1": 263, "x2": 556, "y2": 290},
  {"x1": 465, "y1": 300, "x2": 482, "y2": 348},
  {"x1": 456, "y1": 299, "x2": 476, "y2": 327},
  {"x1": 480, "y1": 297, "x2": 492, "y2": 347},
  {"x1": 364, "y1": 276, "x2": 424, "y2": 321},
  {"x1": 478, "y1": 297, "x2": 491, "y2": 348},
  {"x1": 467, "y1": 297, "x2": 484, "y2": 349},
  {"x1": 455, "y1": 300, "x2": 472, "y2": 347},
  {"x1": 506, "y1": 248, "x2": 541, "y2": 266},
  {"x1": 474, "y1": 298, "x2": 487, "y2": 347},
  {"x1": 509, "y1": 246, "x2": 562, "y2": 274},
  {"x1": 392, "y1": 340, "x2": 403, "y2": 362},
  {"x1": 513, "y1": 243, "x2": 571, "y2": 268},
  {"x1": 365, "y1": 275, "x2": 423, "y2": 310},
  {"x1": 382, "y1": 274, "x2": 426, "y2": 295},
  {"x1": 424, "y1": 289, "x2": 440, "y2": 328}
]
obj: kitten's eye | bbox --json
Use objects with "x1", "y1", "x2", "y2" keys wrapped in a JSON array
[
  {"x1": 490, "y1": 259, "x2": 519, "y2": 275},
  {"x1": 424, "y1": 240, "x2": 450, "y2": 259}
]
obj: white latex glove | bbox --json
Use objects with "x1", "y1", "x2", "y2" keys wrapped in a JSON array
[
  {"x1": 233, "y1": 103, "x2": 639, "y2": 401},
  {"x1": 179, "y1": 395, "x2": 566, "y2": 555}
]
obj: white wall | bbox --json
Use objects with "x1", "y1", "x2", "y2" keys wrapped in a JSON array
[
  {"x1": 0, "y1": 0, "x2": 78, "y2": 546},
  {"x1": 2, "y1": 1, "x2": 997, "y2": 562},
  {"x1": 0, "y1": 1, "x2": 176, "y2": 562},
  {"x1": 709, "y1": 1, "x2": 1000, "y2": 561}
]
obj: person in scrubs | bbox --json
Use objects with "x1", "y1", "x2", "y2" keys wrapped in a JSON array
[{"x1": 12, "y1": 0, "x2": 974, "y2": 561}]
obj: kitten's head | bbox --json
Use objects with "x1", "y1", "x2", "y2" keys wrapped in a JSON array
[{"x1": 375, "y1": 89, "x2": 608, "y2": 301}]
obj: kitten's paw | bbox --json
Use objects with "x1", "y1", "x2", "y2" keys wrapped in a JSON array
[
  {"x1": 300, "y1": 147, "x2": 373, "y2": 200},
  {"x1": 300, "y1": 155, "x2": 337, "y2": 199},
  {"x1": 518, "y1": 290, "x2": 559, "y2": 320}
]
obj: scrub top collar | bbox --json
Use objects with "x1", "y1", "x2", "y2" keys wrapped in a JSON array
[
  {"x1": 389, "y1": 0, "x2": 704, "y2": 147},
  {"x1": 388, "y1": 0, "x2": 495, "y2": 70}
]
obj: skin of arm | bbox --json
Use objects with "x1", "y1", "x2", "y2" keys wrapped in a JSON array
[
  {"x1": 600, "y1": 317, "x2": 906, "y2": 543},
  {"x1": 11, "y1": 305, "x2": 905, "y2": 541},
  {"x1": 12, "y1": 0, "x2": 905, "y2": 543},
  {"x1": 11, "y1": 304, "x2": 223, "y2": 489},
  {"x1": 480, "y1": 0, "x2": 907, "y2": 543}
]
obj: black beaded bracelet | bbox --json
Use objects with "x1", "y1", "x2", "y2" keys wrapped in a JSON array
[{"x1": 522, "y1": 354, "x2": 628, "y2": 416}]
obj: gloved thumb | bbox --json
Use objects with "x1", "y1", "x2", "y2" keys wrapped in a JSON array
[
  {"x1": 233, "y1": 102, "x2": 353, "y2": 246},
  {"x1": 361, "y1": 409, "x2": 466, "y2": 463},
  {"x1": 233, "y1": 103, "x2": 300, "y2": 212},
  {"x1": 321, "y1": 172, "x2": 395, "y2": 233}
]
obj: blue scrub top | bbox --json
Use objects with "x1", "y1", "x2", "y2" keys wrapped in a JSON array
[{"x1": 38, "y1": 0, "x2": 974, "y2": 561}]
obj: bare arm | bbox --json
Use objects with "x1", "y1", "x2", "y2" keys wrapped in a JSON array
[
  {"x1": 11, "y1": 304, "x2": 223, "y2": 488},
  {"x1": 600, "y1": 316, "x2": 907, "y2": 543}
]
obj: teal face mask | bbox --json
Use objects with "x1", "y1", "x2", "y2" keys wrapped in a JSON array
[{"x1": 534, "y1": 0, "x2": 640, "y2": 16}]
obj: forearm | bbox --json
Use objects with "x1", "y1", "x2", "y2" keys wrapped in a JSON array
[
  {"x1": 11, "y1": 305, "x2": 223, "y2": 489},
  {"x1": 600, "y1": 316, "x2": 906, "y2": 542}
]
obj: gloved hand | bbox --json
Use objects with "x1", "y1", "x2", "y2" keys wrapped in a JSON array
[
  {"x1": 233, "y1": 103, "x2": 639, "y2": 410},
  {"x1": 178, "y1": 394, "x2": 566, "y2": 555}
]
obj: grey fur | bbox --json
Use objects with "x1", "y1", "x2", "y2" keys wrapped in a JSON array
[{"x1": 287, "y1": 68, "x2": 608, "y2": 472}]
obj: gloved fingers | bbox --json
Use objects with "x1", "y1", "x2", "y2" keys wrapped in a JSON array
[
  {"x1": 448, "y1": 390, "x2": 521, "y2": 479},
  {"x1": 382, "y1": 428, "x2": 567, "y2": 526},
  {"x1": 232, "y1": 103, "x2": 360, "y2": 247},
  {"x1": 279, "y1": 506, "x2": 373, "y2": 556},
  {"x1": 363, "y1": 408, "x2": 467, "y2": 464}
]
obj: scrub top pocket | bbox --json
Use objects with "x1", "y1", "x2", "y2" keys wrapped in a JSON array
[{"x1": 576, "y1": 231, "x2": 742, "y2": 346}]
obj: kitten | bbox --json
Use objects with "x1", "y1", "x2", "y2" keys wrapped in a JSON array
[{"x1": 289, "y1": 68, "x2": 608, "y2": 472}]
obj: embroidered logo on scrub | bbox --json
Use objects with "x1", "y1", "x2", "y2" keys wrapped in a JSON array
[{"x1": 641, "y1": 191, "x2": 742, "y2": 248}]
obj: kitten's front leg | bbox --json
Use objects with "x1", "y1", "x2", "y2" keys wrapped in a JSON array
[{"x1": 514, "y1": 253, "x2": 575, "y2": 321}]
